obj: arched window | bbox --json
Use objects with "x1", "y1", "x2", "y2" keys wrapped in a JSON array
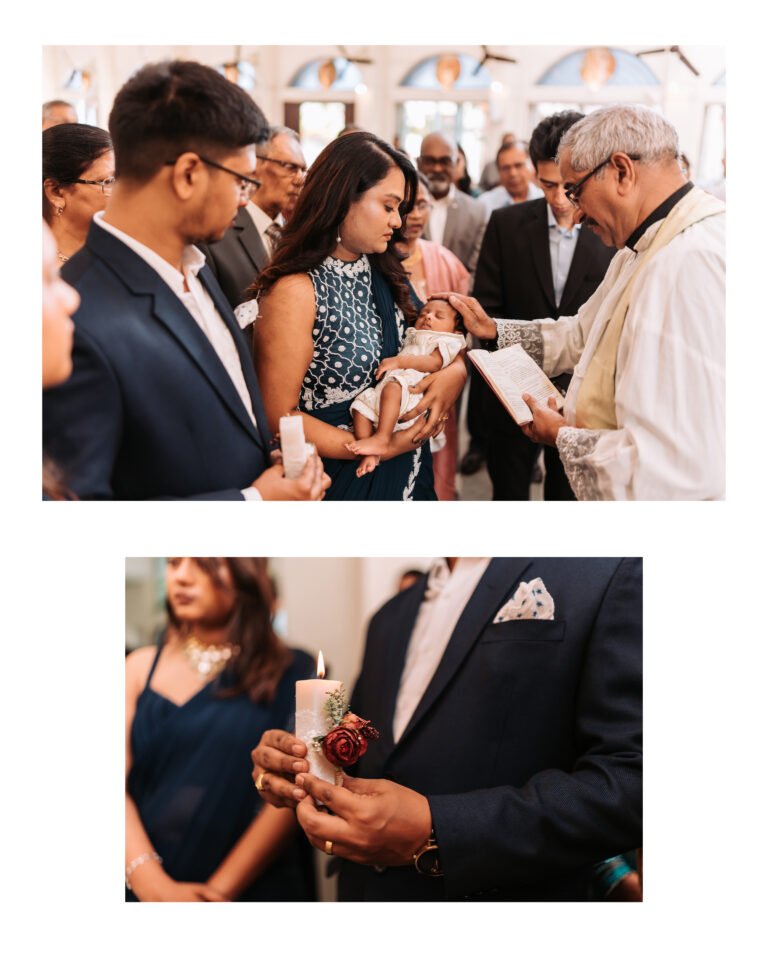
[
  {"x1": 401, "y1": 53, "x2": 492, "y2": 90},
  {"x1": 289, "y1": 58, "x2": 363, "y2": 92},
  {"x1": 537, "y1": 48, "x2": 660, "y2": 86}
]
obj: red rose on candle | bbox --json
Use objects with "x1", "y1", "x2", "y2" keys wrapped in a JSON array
[
  {"x1": 341, "y1": 712, "x2": 380, "y2": 741},
  {"x1": 322, "y1": 726, "x2": 367, "y2": 767}
]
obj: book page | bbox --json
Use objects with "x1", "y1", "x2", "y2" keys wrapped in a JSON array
[{"x1": 469, "y1": 345, "x2": 564, "y2": 425}]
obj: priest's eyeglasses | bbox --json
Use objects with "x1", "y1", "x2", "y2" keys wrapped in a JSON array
[
  {"x1": 564, "y1": 154, "x2": 641, "y2": 207},
  {"x1": 61, "y1": 176, "x2": 116, "y2": 195},
  {"x1": 164, "y1": 155, "x2": 261, "y2": 197}
]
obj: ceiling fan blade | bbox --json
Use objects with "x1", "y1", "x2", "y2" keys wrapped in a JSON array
[{"x1": 675, "y1": 49, "x2": 700, "y2": 76}]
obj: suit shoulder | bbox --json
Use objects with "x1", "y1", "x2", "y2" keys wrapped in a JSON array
[
  {"x1": 368, "y1": 585, "x2": 420, "y2": 631},
  {"x1": 490, "y1": 197, "x2": 543, "y2": 229}
]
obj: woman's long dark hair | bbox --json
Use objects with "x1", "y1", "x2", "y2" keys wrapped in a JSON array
[
  {"x1": 42, "y1": 123, "x2": 113, "y2": 223},
  {"x1": 253, "y1": 131, "x2": 418, "y2": 321},
  {"x1": 167, "y1": 558, "x2": 292, "y2": 704}
]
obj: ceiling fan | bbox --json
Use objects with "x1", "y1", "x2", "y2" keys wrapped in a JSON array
[
  {"x1": 337, "y1": 46, "x2": 373, "y2": 66},
  {"x1": 635, "y1": 45, "x2": 700, "y2": 77},
  {"x1": 473, "y1": 46, "x2": 518, "y2": 76}
]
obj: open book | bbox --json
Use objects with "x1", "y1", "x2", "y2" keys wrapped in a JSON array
[{"x1": 468, "y1": 344, "x2": 564, "y2": 426}]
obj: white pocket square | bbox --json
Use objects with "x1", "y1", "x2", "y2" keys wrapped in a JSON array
[{"x1": 493, "y1": 578, "x2": 555, "y2": 622}]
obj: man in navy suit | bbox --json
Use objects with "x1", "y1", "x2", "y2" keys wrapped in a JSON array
[
  {"x1": 253, "y1": 557, "x2": 642, "y2": 901},
  {"x1": 43, "y1": 60, "x2": 328, "y2": 501},
  {"x1": 474, "y1": 112, "x2": 616, "y2": 500}
]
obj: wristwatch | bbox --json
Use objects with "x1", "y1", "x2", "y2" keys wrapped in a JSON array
[{"x1": 413, "y1": 829, "x2": 443, "y2": 877}]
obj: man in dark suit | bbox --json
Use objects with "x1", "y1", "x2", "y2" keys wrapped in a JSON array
[
  {"x1": 43, "y1": 60, "x2": 328, "y2": 501},
  {"x1": 253, "y1": 557, "x2": 642, "y2": 901},
  {"x1": 474, "y1": 111, "x2": 615, "y2": 500},
  {"x1": 198, "y1": 126, "x2": 307, "y2": 310}
]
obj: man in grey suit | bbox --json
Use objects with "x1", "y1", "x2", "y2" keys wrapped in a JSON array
[
  {"x1": 418, "y1": 133, "x2": 487, "y2": 281},
  {"x1": 199, "y1": 126, "x2": 307, "y2": 310}
]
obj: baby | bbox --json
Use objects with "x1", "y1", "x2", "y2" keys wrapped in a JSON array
[{"x1": 347, "y1": 298, "x2": 466, "y2": 476}]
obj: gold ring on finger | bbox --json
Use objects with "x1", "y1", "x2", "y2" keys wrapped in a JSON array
[
  {"x1": 324, "y1": 840, "x2": 334, "y2": 856},
  {"x1": 255, "y1": 771, "x2": 267, "y2": 791}
]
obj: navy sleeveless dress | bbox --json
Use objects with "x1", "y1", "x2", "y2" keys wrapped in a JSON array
[
  {"x1": 127, "y1": 637, "x2": 315, "y2": 901},
  {"x1": 302, "y1": 254, "x2": 435, "y2": 500}
]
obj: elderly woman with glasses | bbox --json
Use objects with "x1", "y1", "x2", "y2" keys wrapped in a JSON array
[
  {"x1": 396, "y1": 171, "x2": 470, "y2": 500},
  {"x1": 43, "y1": 122, "x2": 114, "y2": 263}
]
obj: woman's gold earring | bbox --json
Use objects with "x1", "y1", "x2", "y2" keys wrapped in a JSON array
[{"x1": 55, "y1": 206, "x2": 64, "y2": 217}]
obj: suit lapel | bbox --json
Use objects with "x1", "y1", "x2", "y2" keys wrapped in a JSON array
[
  {"x1": 394, "y1": 558, "x2": 533, "y2": 752},
  {"x1": 528, "y1": 203, "x2": 557, "y2": 311},
  {"x1": 199, "y1": 267, "x2": 271, "y2": 448},
  {"x1": 375, "y1": 577, "x2": 429, "y2": 760},
  {"x1": 236, "y1": 208, "x2": 269, "y2": 273},
  {"x1": 88, "y1": 223, "x2": 263, "y2": 447},
  {"x1": 442, "y1": 197, "x2": 459, "y2": 251},
  {"x1": 558, "y1": 225, "x2": 591, "y2": 313}
]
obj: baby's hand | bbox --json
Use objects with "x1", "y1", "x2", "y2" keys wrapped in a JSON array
[{"x1": 375, "y1": 356, "x2": 401, "y2": 380}]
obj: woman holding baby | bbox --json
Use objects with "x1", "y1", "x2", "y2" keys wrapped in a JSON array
[{"x1": 251, "y1": 132, "x2": 467, "y2": 501}]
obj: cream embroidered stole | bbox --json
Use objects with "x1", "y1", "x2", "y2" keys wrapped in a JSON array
[{"x1": 575, "y1": 187, "x2": 725, "y2": 430}]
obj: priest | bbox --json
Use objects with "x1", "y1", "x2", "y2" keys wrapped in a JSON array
[{"x1": 447, "y1": 104, "x2": 725, "y2": 500}]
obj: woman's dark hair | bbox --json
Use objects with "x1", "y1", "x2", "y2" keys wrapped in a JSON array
[
  {"x1": 108, "y1": 60, "x2": 269, "y2": 182},
  {"x1": 166, "y1": 558, "x2": 292, "y2": 704},
  {"x1": 529, "y1": 111, "x2": 585, "y2": 171},
  {"x1": 254, "y1": 131, "x2": 419, "y2": 322},
  {"x1": 42, "y1": 122, "x2": 113, "y2": 223},
  {"x1": 455, "y1": 143, "x2": 473, "y2": 195}
]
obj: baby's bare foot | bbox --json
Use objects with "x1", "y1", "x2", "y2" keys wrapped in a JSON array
[
  {"x1": 347, "y1": 435, "x2": 393, "y2": 458},
  {"x1": 356, "y1": 454, "x2": 381, "y2": 478}
]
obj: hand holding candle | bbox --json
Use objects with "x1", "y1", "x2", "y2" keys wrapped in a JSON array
[{"x1": 279, "y1": 414, "x2": 314, "y2": 479}]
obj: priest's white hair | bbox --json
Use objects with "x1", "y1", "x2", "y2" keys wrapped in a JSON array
[{"x1": 557, "y1": 104, "x2": 679, "y2": 174}]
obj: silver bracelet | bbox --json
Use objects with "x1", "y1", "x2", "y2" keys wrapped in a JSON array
[{"x1": 125, "y1": 851, "x2": 163, "y2": 891}]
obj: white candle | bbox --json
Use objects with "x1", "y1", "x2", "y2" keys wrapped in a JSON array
[
  {"x1": 295, "y1": 651, "x2": 343, "y2": 784},
  {"x1": 280, "y1": 415, "x2": 312, "y2": 479}
]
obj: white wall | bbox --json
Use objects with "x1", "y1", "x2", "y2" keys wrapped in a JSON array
[{"x1": 271, "y1": 556, "x2": 434, "y2": 691}]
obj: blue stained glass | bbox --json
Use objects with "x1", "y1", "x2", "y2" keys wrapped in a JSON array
[
  {"x1": 538, "y1": 48, "x2": 660, "y2": 86},
  {"x1": 401, "y1": 54, "x2": 493, "y2": 90},
  {"x1": 290, "y1": 58, "x2": 363, "y2": 91}
]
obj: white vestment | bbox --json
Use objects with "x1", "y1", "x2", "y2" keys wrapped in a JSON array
[{"x1": 495, "y1": 207, "x2": 725, "y2": 500}]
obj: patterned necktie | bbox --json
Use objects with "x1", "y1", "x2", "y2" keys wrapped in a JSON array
[{"x1": 265, "y1": 222, "x2": 282, "y2": 254}]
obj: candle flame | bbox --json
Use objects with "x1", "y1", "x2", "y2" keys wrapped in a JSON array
[{"x1": 317, "y1": 650, "x2": 326, "y2": 679}]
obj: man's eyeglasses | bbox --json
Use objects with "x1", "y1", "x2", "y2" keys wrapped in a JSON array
[
  {"x1": 257, "y1": 155, "x2": 307, "y2": 178},
  {"x1": 61, "y1": 177, "x2": 115, "y2": 195},
  {"x1": 564, "y1": 154, "x2": 641, "y2": 207},
  {"x1": 419, "y1": 155, "x2": 455, "y2": 169},
  {"x1": 412, "y1": 200, "x2": 434, "y2": 212},
  {"x1": 164, "y1": 155, "x2": 262, "y2": 197}
]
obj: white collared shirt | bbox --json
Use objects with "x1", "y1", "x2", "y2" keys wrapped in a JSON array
[
  {"x1": 392, "y1": 557, "x2": 492, "y2": 742},
  {"x1": 428, "y1": 184, "x2": 456, "y2": 247},
  {"x1": 479, "y1": 181, "x2": 544, "y2": 217},
  {"x1": 547, "y1": 205, "x2": 581, "y2": 308},
  {"x1": 94, "y1": 213, "x2": 264, "y2": 501}
]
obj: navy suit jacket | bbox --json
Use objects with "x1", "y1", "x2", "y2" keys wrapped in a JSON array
[
  {"x1": 43, "y1": 221, "x2": 272, "y2": 499},
  {"x1": 341, "y1": 558, "x2": 642, "y2": 901}
]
